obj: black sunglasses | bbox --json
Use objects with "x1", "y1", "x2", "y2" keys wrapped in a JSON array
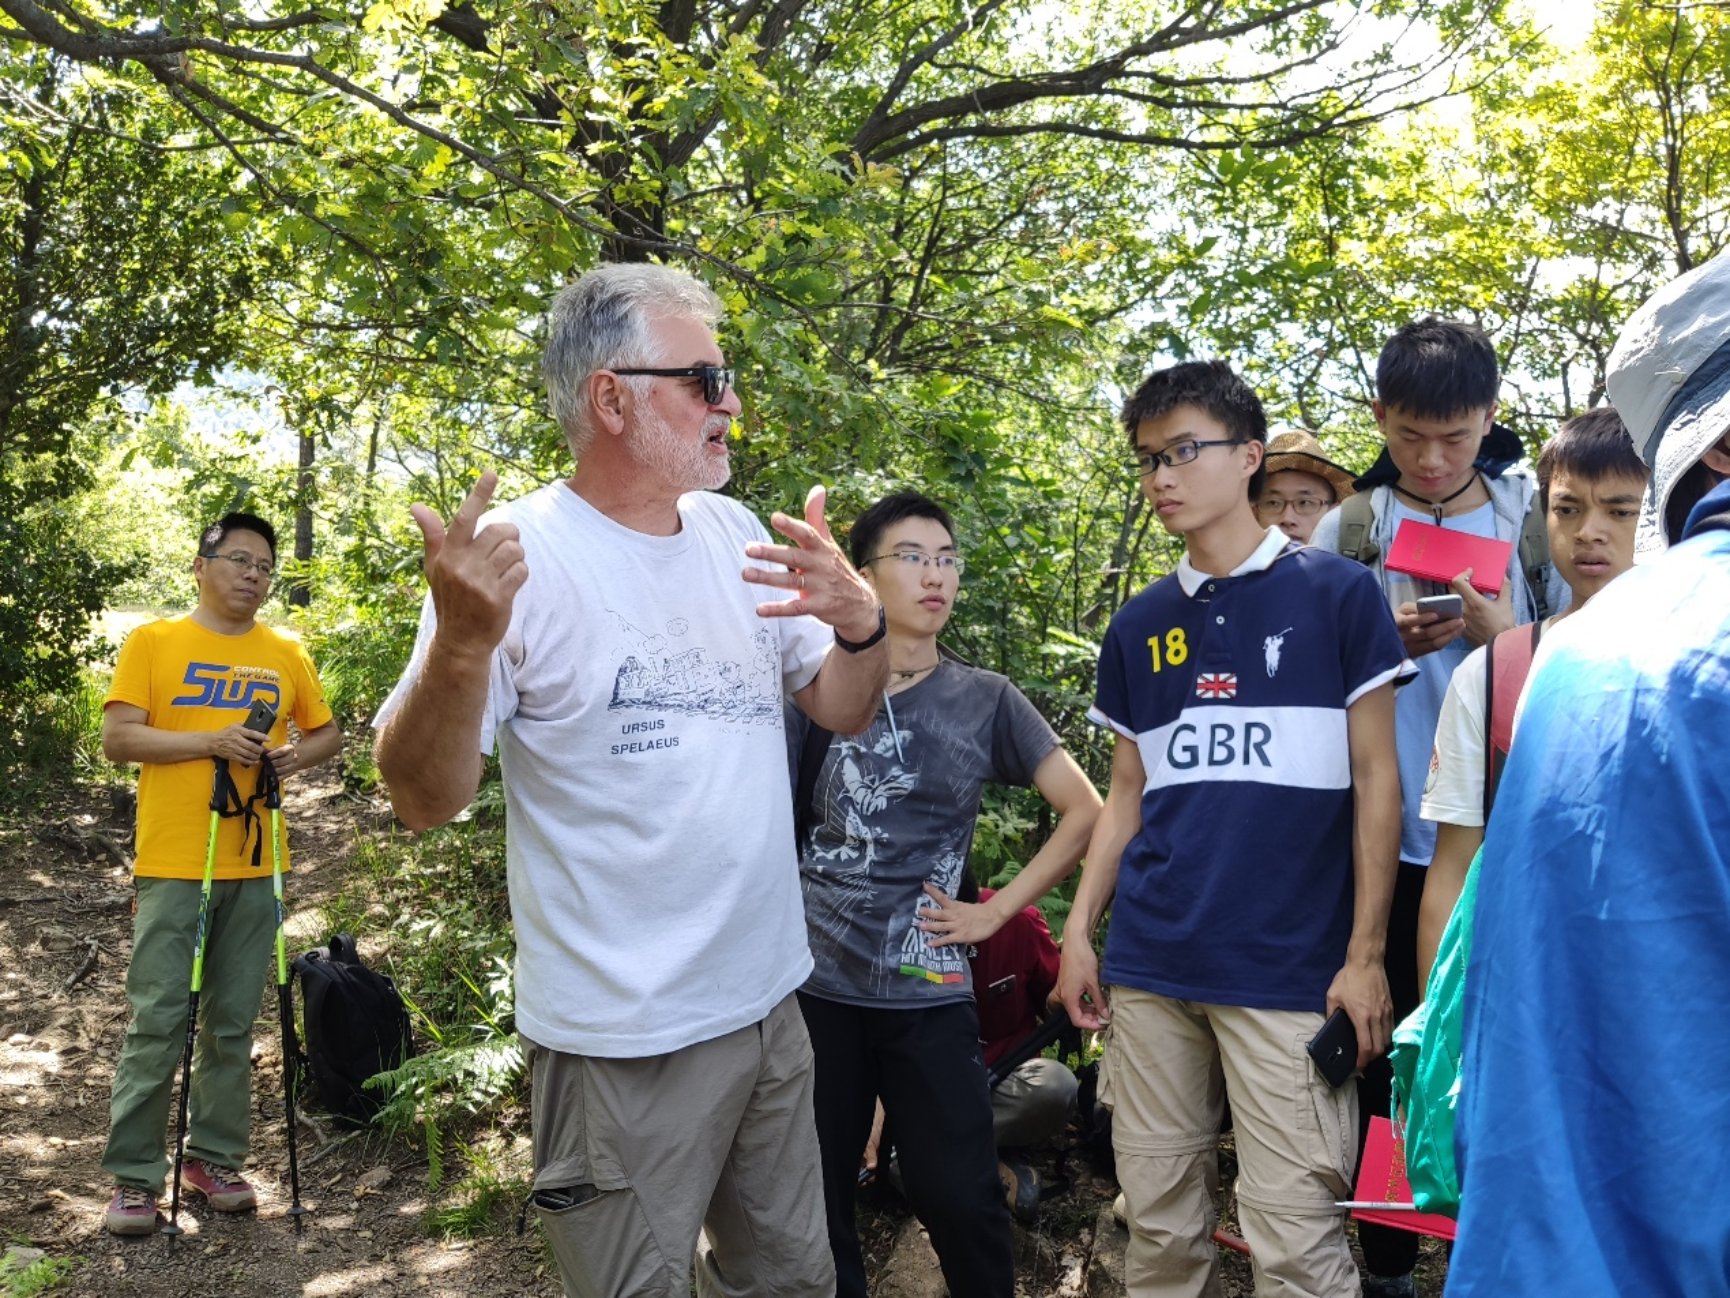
[{"x1": 610, "y1": 365, "x2": 735, "y2": 406}]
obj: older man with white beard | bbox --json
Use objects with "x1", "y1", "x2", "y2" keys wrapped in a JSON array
[{"x1": 375, "y1": 263, "x2": 888, "y2": 1298}]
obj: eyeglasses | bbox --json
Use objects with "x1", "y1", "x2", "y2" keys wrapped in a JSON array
[
  {"x1": 202, "y1": 551, "x2": 275, "y2": 579},
  {"x1": 863, "y1": 551, "x2": 966, "y2": 574},
  {"x1": 1254, "y1": 495, "x2": 1331, "y2": 520},
  {"x1": 610, "y1": 365, "x2": 735, "y2": 405},
  {"x1": 1130, "y1": 438, "x2": 1246, "y2": 475}
]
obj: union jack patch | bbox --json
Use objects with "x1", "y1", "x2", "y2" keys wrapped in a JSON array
[{"x1": 1195, "y1": 672, "x2": 1238, "y2": 700}]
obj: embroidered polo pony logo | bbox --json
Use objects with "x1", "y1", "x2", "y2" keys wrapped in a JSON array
[{"x1": 1263, "y1": 627, "x2": 1294, "y2": 678}]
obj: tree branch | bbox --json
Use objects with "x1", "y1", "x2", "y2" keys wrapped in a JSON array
[{"x1": 850, "y1": 0, "x2": 1332, "y2": 158}]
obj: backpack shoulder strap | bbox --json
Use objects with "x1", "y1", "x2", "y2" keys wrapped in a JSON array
[
  {"x1": 1481, "y1": 633, "x2": 1496, "y2": 825},
  {"x1": 1517, "y1": 494, "x2": 1552, "y2": 621},
  {"x1": 1485, "y1": 620, "x2": 1542, "y2": 816},
  {"x1": 1336, "y1": 488, "x2": 1378, "y2": 564},
  {"x1": 792, "y1": 719, "x2": 835, "y2": 850}
]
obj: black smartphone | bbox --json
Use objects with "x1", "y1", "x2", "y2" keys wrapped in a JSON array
[
  {"x1": 243, "y1": 698, "x2": 278, "y2": 735},
  {"x1": 1306, "y1": 1008, "x2": 1358, "y2": 1088},
  {"x1": 531, "y1": 1185, "x2": 600, "y2": 1212}
]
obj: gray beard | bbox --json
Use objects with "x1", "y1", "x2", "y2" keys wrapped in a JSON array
[{"x1": 632, "y1": 405, "x2": 731, "y2": 492}]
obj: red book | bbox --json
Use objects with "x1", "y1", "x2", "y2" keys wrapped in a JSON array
[
  {"x1": 1384, "y1": 519, "x2": 1512, "y2": 596},
  {"x1": 1349, "y1": 1116, "x2": 1458, "y2": 1241}
]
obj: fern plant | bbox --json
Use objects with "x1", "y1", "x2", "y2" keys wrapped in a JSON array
[{"x1": 369, "y1": 1035, "x2": 525, "y2": 1189}]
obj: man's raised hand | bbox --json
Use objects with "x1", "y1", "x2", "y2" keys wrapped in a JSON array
[
  {"x1": 412, "y1": 470, "x2": 527, "y2": 656},
  {"x1": 742, "y1": 485, "x2": 881, "y2": 641}
]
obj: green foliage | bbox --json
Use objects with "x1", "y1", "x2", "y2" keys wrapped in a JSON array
[
  {"x1": 0, "y1": 1252, "x2": 80, "y2": 1298},
  {"x1": 371, "y1": 1035, "x2": 525, "y2": 1191},
  {"x1": 0, "y1": 658, "x2": 121, "y2": 802},
  {"x1": 0, "y1": 50, "x2": 259, "y2": 720},
  {"x1": 0, "y1": 492, "x2": 133, "y2": 707},
  {"x1": 420, "y1": 1137, "x2": 532, "y2": 1239},
  {"x1": 322, "y1": 822, "x2": 523, "y2": 1186},
  {"x1": 296, "y1": 561, "x2": 423, "y2": 785}
]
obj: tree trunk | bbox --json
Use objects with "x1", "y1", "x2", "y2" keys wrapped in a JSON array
[{"x1": 290, "y1": 427, "x2": 314, "y2": 607}]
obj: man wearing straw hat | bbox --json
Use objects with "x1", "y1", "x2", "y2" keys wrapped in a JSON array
[{"x1": 1251, "y1": 430, "x2": 1356, "y2": 545}]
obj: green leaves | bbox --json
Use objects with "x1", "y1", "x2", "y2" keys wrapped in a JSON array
[{"x1": 360, "y1": 0, "x2": 449, "y2": 35}]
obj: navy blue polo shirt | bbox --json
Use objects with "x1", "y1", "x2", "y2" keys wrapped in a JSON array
[{"x1": 1091, "y1": 528, "x2": 1412, "y2": 1011}]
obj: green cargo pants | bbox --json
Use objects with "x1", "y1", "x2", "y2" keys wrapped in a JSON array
[{"x1": 102, "y1": 875, "x2": 276, "y2": 1193}]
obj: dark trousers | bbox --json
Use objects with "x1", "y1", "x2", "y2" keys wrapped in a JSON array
[
  {"x1": 1354, "y1": 860, "x2": 1427, "y2": 1278},
  {"x1": 797, "y1": 992, "x2": 1014, "y2": 1298}
]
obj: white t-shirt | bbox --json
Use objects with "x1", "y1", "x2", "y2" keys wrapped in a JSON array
[
  {"x1": 378, "y1": 485, "x2": 832, "y2": 1057},
  {"x1": 1421, "y1": 617, "x2": 1556, "y2": 829}
]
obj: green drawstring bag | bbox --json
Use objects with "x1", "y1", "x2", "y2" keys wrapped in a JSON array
[{"x1": 1387, "y1": 846, "x2": 1482, "y2": 1219}]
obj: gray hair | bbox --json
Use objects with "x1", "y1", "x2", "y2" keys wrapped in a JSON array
[{"x1": 543, "y1": 263, "x2": 725, "y2": 456}]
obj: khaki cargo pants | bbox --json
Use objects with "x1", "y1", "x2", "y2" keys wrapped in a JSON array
[
  {"x1": 1102, "y1": 987, "x2": 1360, "y2": 1298},
  {"x1": 525, "y1": 992, "x2": 834, "y2": 1298}
]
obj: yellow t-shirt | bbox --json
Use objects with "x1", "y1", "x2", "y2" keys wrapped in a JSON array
[{"x1": 107, "y1": 616, "x2": 335, "y2": 880}]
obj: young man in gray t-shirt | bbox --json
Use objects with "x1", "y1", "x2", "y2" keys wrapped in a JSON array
[{"x1": 791, "y1": 491, "x2": 1100, "y2": 1298}]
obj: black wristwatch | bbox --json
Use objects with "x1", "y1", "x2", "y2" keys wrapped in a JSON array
[{"x1": 834, "y1": 605, "x2": 887, "y2": 653}]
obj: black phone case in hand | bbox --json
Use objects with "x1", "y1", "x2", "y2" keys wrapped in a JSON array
[
  {"x1": 1307, "y1": 1008, "x2": 1358, "y2": 1088},
  {"x1": 244, "y1": 698, "x2": 278, "y2": 735}
]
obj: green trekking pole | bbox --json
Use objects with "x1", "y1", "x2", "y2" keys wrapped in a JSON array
[
  {"x1": 264, "y1": 759, "x2": 307, "y2": 1230},
  {"x1": 163, "y1": 757, "x2": 227, "y2": 1245}
]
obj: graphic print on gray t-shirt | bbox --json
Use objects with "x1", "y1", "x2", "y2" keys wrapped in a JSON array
[
  {"x1": 606, "y1": 608, "x2": 782, "y2": 725},
  {"x1": 794, "y1": 663, "x2": 1059, "y2": 1008}
]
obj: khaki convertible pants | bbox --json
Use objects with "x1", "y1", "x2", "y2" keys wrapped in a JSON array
[
  {"x1": 525, "y1": 993, "x2": 834, "y2": 1298},
  {"x1": 1103, "y1": 987, "x2": 1359, "y2": 1298}
]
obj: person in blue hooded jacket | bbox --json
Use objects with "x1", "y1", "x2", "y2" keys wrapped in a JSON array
[{"x1": 1448, "y1": 253, "x2": 1730, "y2": 1297}]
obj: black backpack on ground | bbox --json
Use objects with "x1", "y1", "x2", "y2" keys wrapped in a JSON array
[{"x1": 291, "y1": 933, "x2": 415, "y2": 1127}]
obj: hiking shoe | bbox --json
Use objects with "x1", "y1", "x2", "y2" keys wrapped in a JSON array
[
  {"x1": 1364, "y1": 1274, "x2": 1417, "y2": 1298},
  {"x1": 182, "y1": 1160, "x2": 257, "y2": 1212},
  {"x1": 106, "y1": 1185, "x2": 160, "y2": 1236},
  {"x1": 997, "y1": 1156, "x2": 1041, "y2": 1226},
  {"x1": 1111, "y1": 1191, "x2": 1127, "y2": 1227}
]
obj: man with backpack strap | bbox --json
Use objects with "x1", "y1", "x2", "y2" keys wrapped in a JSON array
[
  {"x1": 99, "y1": 512, "x2": 342, "y2": 1235},
  {"x1": 1415, "y1": 409, "x2": 1646, "y2": 985},
  {"x1": 1387, "y1": 407, "x2": 1647, "y2": 1225},
  {"x1": 1307, "y1": 319, "x2": 1568, "y2": 1297}
]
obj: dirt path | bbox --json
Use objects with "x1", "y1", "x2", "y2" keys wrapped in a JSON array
[{"x1": 0, "y1": 769, "x2": 553, "y2": 1297}]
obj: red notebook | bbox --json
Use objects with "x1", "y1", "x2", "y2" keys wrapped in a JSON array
[
  {"x1": 1351, "y1": 1116, "x2": 1458, "y2": 1240},
  {"x1": 1384, "y1": 519, "x2": 1512, "y2": 596}
]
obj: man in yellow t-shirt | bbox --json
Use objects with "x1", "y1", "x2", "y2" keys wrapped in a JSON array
[{"x1": 100, "y1": 512, "x2": 341, "y2": 1235}]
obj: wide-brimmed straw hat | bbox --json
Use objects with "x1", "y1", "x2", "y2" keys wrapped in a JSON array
[{"x1": 1261, "y1": 430, "x2": 1356, "y2": 500}]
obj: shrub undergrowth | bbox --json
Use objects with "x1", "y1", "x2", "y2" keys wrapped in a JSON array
[
  {"x1": 327, "y1": 798, "x2": 527, "y2": 1213},
  {"x1": 0, "y1": 1252, "x2": 80, "y2": 1298}
]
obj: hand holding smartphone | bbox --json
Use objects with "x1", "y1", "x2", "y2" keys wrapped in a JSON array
[
  {"x1": 1307, "y1": 1008, "x2": 1359, "y2": 1088},
  {"x1": 1415, "y1": 593, "x2": 1464, "y2": 621},
  {"x1": 243, "y1": 698, "x2": 278, "y2": 735}
]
